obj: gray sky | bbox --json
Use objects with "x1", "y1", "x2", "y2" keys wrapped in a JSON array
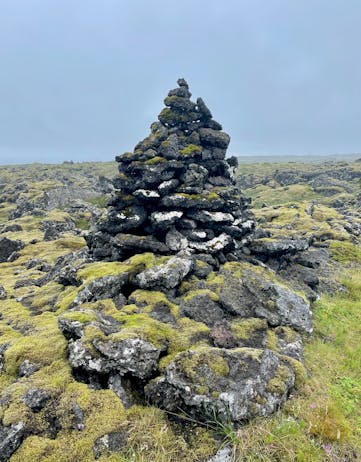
[{"x1": 1, "y1": 0, "x2": 360, "y2": 164}]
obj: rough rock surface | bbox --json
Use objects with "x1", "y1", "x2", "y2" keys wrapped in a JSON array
[
  {"x1": 135, "y1": 255, "x2": 193, "y2": 291},
  {"x1": 86, "y1": 79, "x2": 255, "y2": 263},
  {"x1": 207, "y1": 446, "x2": 233, "y2": 462},
  {"x1": 219, "y1": 266, "x2": 312, "y2": 333},
  {"x1": 93, "y1": 432, "x2": 127, "y2": 459},
  {"x1": 70, "y1": 274, "x2": 129, "y2": 307},
  {"x1": 145, "y1": 347, "x2": 295, "y2": 423},
  {"x1": 0, "y1": 422, "x2": 27, "y2": 462},
  {"x1": 0, "y1": 237, "x2": 24, "y2": 262},
  {"x1": 22, "y1": 388, "x2": 51, "y2": 412},
  {"x1": 68, "y1": 337, "x2": 162, "y2": 380},
  {"x1": 0, "y1": 343, "x2": 9, "y2": 372},
  {"x1": 18, "y1": 360, "x2": 40, "y2": 378},
  {"x1": 0, "y1": 284, "x2": 6, "y2": 300}
]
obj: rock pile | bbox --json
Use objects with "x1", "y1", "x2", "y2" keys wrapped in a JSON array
[
  {"x1": 87, "y1": 78, "x2": 255, "y2": 263},
  {"x1": 75, "y1": 80, "x2": 313, "y2": 427}
]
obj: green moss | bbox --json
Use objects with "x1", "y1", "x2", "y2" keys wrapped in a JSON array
[
  {"x1": 195, "y1": 259, "x2": 208, "y2": 269},
  {"x1": 329, "y1": 241, "x2": 361, "y2": 264},
  {"x1": 129, "y1": 289, "x2": 179, "y2": 318},
  {"x1": 222, "y1": 261, "x2": 244, "y2": 279},
  {"x1": 56, "y1": 286, "x2": 81, "y2": 313},
  {"x1": 178, "y1": 275, "x2": 202, "y2": 295},
  {"x1": 209, "y1": 355, "x2": 230, "y2": 376},
  {"x1": 74, "y1": 253, "x2": 163, "y2": 296},
  {"x1": 121, "y1": 303, "x2": 139, "y2": 314},
  {"x1": 108, "y1": 314, "x2": 175, "y2": 350},
  {"x1": 266, "y1": 365, "x2": 292, "y2": 394},
  {"x1": 205, "y1": 272, "x2": 225, "y2": 291},
  {"x1": 196, "y1": 385, "x2": 209, "y2": 395},
  {"x1": 55, "y1": 236, "x2": 86, "y2": 252},
  {"x1": 4, "y1": 313, "x2": 67, "y2": 376},
  {"x1": 30, "y1": 282, "x2": 64, "y2": 312},
  {"x1": 61, "y1": 310, "x2": 97, "y2": 324},
  {"x1": 86, "y1": 195, "x2": 108, "y2": 208},
  {"x1": 176, "y1": 192, "x2": 221, "y2": 202},
  {"x1": 265, "y1": 330, "x2": 279, "y2": 352},
  {"x1": 81, "y1": 324, "x2": 106, "y2": 347},
  {"x1": 234, "y1": 347, "x2": 264, "y2": 361},
  {"x1": 279, "y1": 355, "x2": 307, "y2": 389},
  {"x1": 231, "y1": 318, "x2": 268, "y2": 341},
  {"x1": 183, "y1": 289, "x2": 219, "y2": 303},
  {"x1": 275, "y1": 326, "x2": 299, "y2": 344},
  {"x1": 11, "y1": 387, "x2": 126, "y2": 462},
  {"x1": 176, "y1": 348, "x2": 229, "y2": 384},
  {"x1": 77, "y1": 261, "x2": 128, "y2": 282},
  {"x1": 207, "y1": 191, "x2": 221, "y2": 201},
  {"x1": 178, "y1": 144, "x2": 202, "y2": 156},
  {"x1": 145, "y1": 155, "x2": 167, "y2": 164},
  {"x1": 159, "y1": 318, "x2": 210, "y2": 371},
  {"x1": 73, "y1": 217, "x2": 90, "y2": 230},
  {"x1": 158, "y1": 107, "x2": 196, "y2": 126}
]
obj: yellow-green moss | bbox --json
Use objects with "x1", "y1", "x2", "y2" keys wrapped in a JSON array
[
  {"x1": 178, "y1": 348, "x2": 229, "y2": 383},
  {"x1": 329, "y1": 240, "x2": 361, "y2": 264},
  {"x1": 129, "y1": 289, "x2": 179, "y2": 318},
  {"x1": 265, "y1": 330, "x2": 279, "y2": 352},
  {"x1": 178, "y1": 144, "x2": 202, "y2": 156},
  {"x1": 206, "y1": 272, "x2": 225, "y2": 291},
  {"x1": 279, "y1": 355, "x2": 307, "y2": 389},
  {"x1": 195, "y1": 259, "x2": 208, "y2": 269},
  {"x1": 159, "y1": 318, "x2": 210, "y2": 370},
  {"x1": 4, "y1": 313, "x2": 67, "y2": 376},
  {"x1": 61, "y1": 310, "x2": 98, "y2": 324},
  {"x1": 183, "y1": 289, "x2": 219, "y2": 303},
  {"x1": 231, "y1": 318, "x2": 268, "y2": 341},
  {"x1": 11, "y1": 387, "x2": 127, "y2": 462},
  {"x1": 145, "y1": 155, "x2": 167, "y2": 164},
  {"x1": 266, "y1": 365, "x2": 292, "y2": 394}
]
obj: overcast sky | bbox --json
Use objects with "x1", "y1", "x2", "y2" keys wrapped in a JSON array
[{"x1": 0, "y1": 0, "x2": 360, "y2": 164}]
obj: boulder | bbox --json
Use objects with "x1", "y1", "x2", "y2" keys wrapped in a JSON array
[
  {"x1": 0, "y1": 284, "x2": 6, "y2": 300},
  {"x1": 22, "y1": 388, "x2": 51, "y2": 412},
  {"x1": 180, "y1": 291, "x2": 224, "y2": 326},
  {"x1": 0, "y1": 237, "x2": 25, "y2": 262},
  {"x1": 0, "y1": 422, "x2": 27, "y2": 462},
  {"x1": 207, "y1": 447, "x2": 233, "y2": 462},
  {"x1": 219, "y1": 267, "x2": 312, "y2": 333},
  {"x1": 72, "y1": 402, "x2": 85, "y2": 431},
  {"x1": 71, "y1": 273, "x2": 129, "y2": 307},
  {"x1": 18, "y1": 360, "x2": 40, "y2": 378},
  {"x1": 68, "y1": 337, "x2": 162, "y2": 380},
  {"x1": 40, "y1": 219, "x2": 75, "y2": 241},
  {"x1": 1, "y1": 223, "x2": 23, "y2": 233},
  {"x1": 145, "y1": 347, "x2": 295, "y2": 423},
  {"x1": 135, "y1": 256, "x2": 193, "y2": 291},
  {"x1": 249, "y1": 238, "x2": 310, "y2": 258}
]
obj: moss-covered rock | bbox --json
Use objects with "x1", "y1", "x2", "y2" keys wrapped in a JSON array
[{"x1": 146, "y1": 347, "x2": 295, "y2": 423}]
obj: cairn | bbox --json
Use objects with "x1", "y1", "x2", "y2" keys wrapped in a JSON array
[{"x1": 87, "y1": 79, "x2": 255, "y2": 263}]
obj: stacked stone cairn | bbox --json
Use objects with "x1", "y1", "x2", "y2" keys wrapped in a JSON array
[{"x1": 87, "y1": 78, "x2": 255, "y2": 263}]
